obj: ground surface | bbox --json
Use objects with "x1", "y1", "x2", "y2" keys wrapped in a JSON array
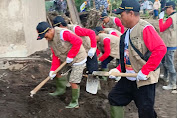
[
  {"x1": 0, "y1": 17, "x2": 177, "y2": 118},
  {"x1": 0, "y1": 49, "x2": 176, "y2": 118}
]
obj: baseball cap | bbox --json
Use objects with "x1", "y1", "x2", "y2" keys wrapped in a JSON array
[
  {"x1": 53, "y1": 16, "x2": 65, "y2": 27},
  {"x1": 113, "y1": 0, "x2": 140, "y2": 14},
  {"x1": 164, "y1": 1, "x2": 176, "y2": 10},
  {"x1": 92, "y1": 29, "x2": 98, "y2": 35},
  {"x1": 100, "y1": 12, "x2": 108, "y2": 20},
  {"x1": 95, "y1": 26, "x2": 104, "y2": 34},
  {"x1": 36, "y1": 22, "x2": 51, "y2": 40}
]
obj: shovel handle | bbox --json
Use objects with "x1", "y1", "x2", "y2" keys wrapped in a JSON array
[
  {"x1": 111, "y1": 72, "x2": 137, "y2": 77},
  {"x1": 30, "y1": 61, "x2": 67, "y2": 97},
  {"x1": 92, "y1": 71, "x2": 138, "y2": 77}
]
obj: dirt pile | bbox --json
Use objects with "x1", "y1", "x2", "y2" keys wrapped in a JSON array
[{"x1": 0, "y1": 49, "x2": 176, "y2": 118}]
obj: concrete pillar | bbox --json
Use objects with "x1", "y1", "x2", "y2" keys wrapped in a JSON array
[{"x1": 0, "y1": 0, "x2": 48, "y2": 57}]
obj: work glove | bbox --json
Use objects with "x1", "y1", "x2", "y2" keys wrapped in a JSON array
[
  {"x1": 66, "y1": 57, "x2": 73, "y2": 63},
  {"x1": 88, "y1": 48, "x2": 96, "y2": 58},
  {"x1": 109, "y1": 68, "x2": 121, "y2": 82},
  {"x1": 136, "y1": 70, "x2": 148, "y2": 81},
  {"x1": 49, "y1": 71, "x2": 56, "y2": 80},
  {"x1": 159, "y1": 11, "x2": 164, "y2": 19}
]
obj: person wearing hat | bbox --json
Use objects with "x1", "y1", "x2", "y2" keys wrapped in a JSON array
[
  {"x1": 94, "y1": 27, "x2": 121, "y2": 62},
  {"x1": 158, "y1": 1, "x2": 177, "y2": 90},
  {"x1": 108, "y1": 0, "x2": 167, "y2": 117},
  {"x1": 94, "y1": 26, "x2": 120, "y2": 80},
  {"x1": 100, "y1": 12, "x2": 125, "y2": 34},
  {"x1": 52, "y1": 16, "x2": 98, "y2": 77},
  {"x1": 36, "y1": 22, "x2": 87, "y2": 108}
]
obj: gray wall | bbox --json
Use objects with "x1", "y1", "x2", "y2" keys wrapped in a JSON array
[{"x1": 0, "y1": 0, "x2": 48, "y2": 57}]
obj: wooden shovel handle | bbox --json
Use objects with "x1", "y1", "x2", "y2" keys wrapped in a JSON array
[
  {"x1": 92, "y1": 71, "x2": 138, "y2": 77},
  {"x1": 111, "y1": 72, "x2": 137, "y2": 77},
  {"x1": 30, "y1": 61, "x2": 67, "y2": 97}
]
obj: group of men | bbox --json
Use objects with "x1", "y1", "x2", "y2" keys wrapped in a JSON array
[{"x1": 36, "y1": 0, "x2": 176, "y2": 117}]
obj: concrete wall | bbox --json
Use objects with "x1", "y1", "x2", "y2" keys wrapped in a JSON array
[{"x1": 0, "y1": 0, "x2": 48, "y2": 57}]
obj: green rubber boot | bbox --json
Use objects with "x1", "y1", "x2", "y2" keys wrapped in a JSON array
[
  {"x1": 65, "y1": 86, "x2": 80, "y2": 109},
  {"x1": 110, "y1": 105, "x2": 124, "y2": 118},
  {"x1": 101, "y1": 68, "x2": 108, "y2": 81},
  {"x1": 49, "y1": 76, "x2": 67, "y2": 96}
]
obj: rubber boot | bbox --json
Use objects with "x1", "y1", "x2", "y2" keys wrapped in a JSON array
[
  {"x1": 101, "y1": 68, "x2": 108, "y2": 81},
  {"x1": 110, "y1": 105, "x2": 124, "y2": 118},
  {"x1": 65, "y1": 86, "x2": 80, "y2": 108},
  {"x1": 49, "y1": 76, "x2": 67, "y2": 96}
]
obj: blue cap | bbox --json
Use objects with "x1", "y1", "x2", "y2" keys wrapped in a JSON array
[
  {"x1": 100, "y1": 12, "x2": 108, "y2": 20},
  {"x1": 92, "y1": 29, "x2": 98, "y2": 35},
  {"x1": 36, "y1": 22, "x2": 51, "y2": 40},
  {"x1": 53, "y1": 16, "x2": 65, "y2": 27},
  {"x1": 95, "y1": 27, "x2": 104, "y2": 34},
  {"x1": 164, "y1": 1, "x2": 176, "y2": 10},
  {"x1": 114, "y1": 0, "x2": 140, "y2": 14}
]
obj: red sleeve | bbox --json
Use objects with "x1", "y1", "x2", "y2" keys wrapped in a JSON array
[
  {"x1": 114, "y1": 18, "x2": 124, "y2": 34},
  {"x1": 96, "y1": 48, "x2": 101, "y2": 56},
  {"x1": 110, "y1": 31, "x2": 119, "y2": 37},
  {"x1": 116, "y1": 64, "x2": 121, "y2": 72},
  {"x1": 50, "y1": 48, "x2": 60, "y2": 71},
  {"x1": 102, "y1": 24, "x2": 105, "y2": 28},
  {"x1": 141, "y1": 26, "x2": 167, "y2": 75},
  {"x1": 159, "y1": 18, "x2": 173, "y2": 32},
  {"x1": 62, "y1": 30, "x2": 82, "y2": 58},
  {"x1": 99, "y1": 38, "x2": 111, "y2": 61},
  {"x1": 74, "y1": 26, "x2": 97, "y2": 48}
]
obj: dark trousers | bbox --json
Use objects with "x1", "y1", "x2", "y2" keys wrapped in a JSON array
[
  {"x1": 86, "y1": 53, "x2": 98, "y2": 74},
  {"x1": 101, "y1": 56, "x2": 119, "y2": 69},
  {"x1": 108, "y1": 77, "x2": 157, "y2": 118}
]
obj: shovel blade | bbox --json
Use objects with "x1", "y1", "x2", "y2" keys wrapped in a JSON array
[{"x1": 86, "y1": 75, "x2": 99, "y2": 94}]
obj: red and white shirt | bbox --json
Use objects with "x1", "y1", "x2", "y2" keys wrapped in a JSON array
[
  {"x1": 50, "y1": 30, "x2": 85, "y2": 71},
  {"x1": 116, "y1": 25, "x2": 166, "y2": 80},
  {"x1": 102, "y1": 17, "x2": 124, "y2": 34}
]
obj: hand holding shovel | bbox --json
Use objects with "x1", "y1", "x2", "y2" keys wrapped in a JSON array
[{"x1": 30, "y1": 61, "x2": 67, "y2": 98}]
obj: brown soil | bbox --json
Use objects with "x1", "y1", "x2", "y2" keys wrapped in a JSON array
[{"x1": 0, "y1": 49, "x2": 176, "y2": 118}]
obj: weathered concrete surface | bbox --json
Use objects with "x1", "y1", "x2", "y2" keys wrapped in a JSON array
[{"x1": 0, "y1": 0, "x2": 48, "y2": 57}]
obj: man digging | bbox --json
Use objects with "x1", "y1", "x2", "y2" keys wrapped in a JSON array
[
  {"x1": 108, "y1": 0, "x2": 167, "y2": 117},
  {"x1": 36, "y1": 22, "x2": 87, "y2": 108}
]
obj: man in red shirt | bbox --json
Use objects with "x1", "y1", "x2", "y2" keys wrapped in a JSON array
[
  {"x1": 101, "y1": 12, "x2": 125, "y2": 34},
  {"x1": 158, "y1": 1, "x2": 177, "y2": 90},
  {"x1": 52, "y1": 16, "x2": 98, "y2": 82},
  {"x1": 94, "y1": 27, "x2": 120, "y2": 80},
  {"x1": 108, "y1": 0, "x2": 166, "y2": 117},
  {"x1": 36, "y1": 22, "x2": 87, "y2": 108}
]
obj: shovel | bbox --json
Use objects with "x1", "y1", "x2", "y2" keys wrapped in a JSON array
[
  {"x1": 86, "y1": 74, "x2": 100, "y2": 94},
  {"x1": 86, "y1": 71, "x2": 138, "y2": 94},
  {"x1": 30, "y1": 61, "x2": 67, "y2": 97}
]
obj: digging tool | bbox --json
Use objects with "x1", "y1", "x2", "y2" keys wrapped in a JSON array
[
  {"x1": 86, "y1": 74, "x2": 99, "y2": 94},
  {"x1": 92, "y1": 71, "x2": 138, "y2": 77},
  {"x1": 86, "y1": 71, "x2": 138, "y2": 94},
  {"x1": 30, "y1": 61, "x2": 67, "y2": 98}
]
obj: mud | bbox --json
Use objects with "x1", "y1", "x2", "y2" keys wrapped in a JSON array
[{"x1": 0, "y1": 50, "x2": 176, "y2": 118}]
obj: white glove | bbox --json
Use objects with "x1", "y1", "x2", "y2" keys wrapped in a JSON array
[
  {"x1": 66, "y1": 57, "x2": 73, "y2": 63},
  {"x1": 88, "y1": 48, "x2": 96, "y2": 58},
  {"x1": 159, "y1": 11, "x2": 164, "y2": 19},
  {"x1": 137, "y1": 70, "x2": 148, "y2": 81},
  {"x1": 49, "y1": 71, "x2": 56, "y2": 80},
  {"x1": 109, "y1": 68, "x2": 121, "y2": 82}
]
